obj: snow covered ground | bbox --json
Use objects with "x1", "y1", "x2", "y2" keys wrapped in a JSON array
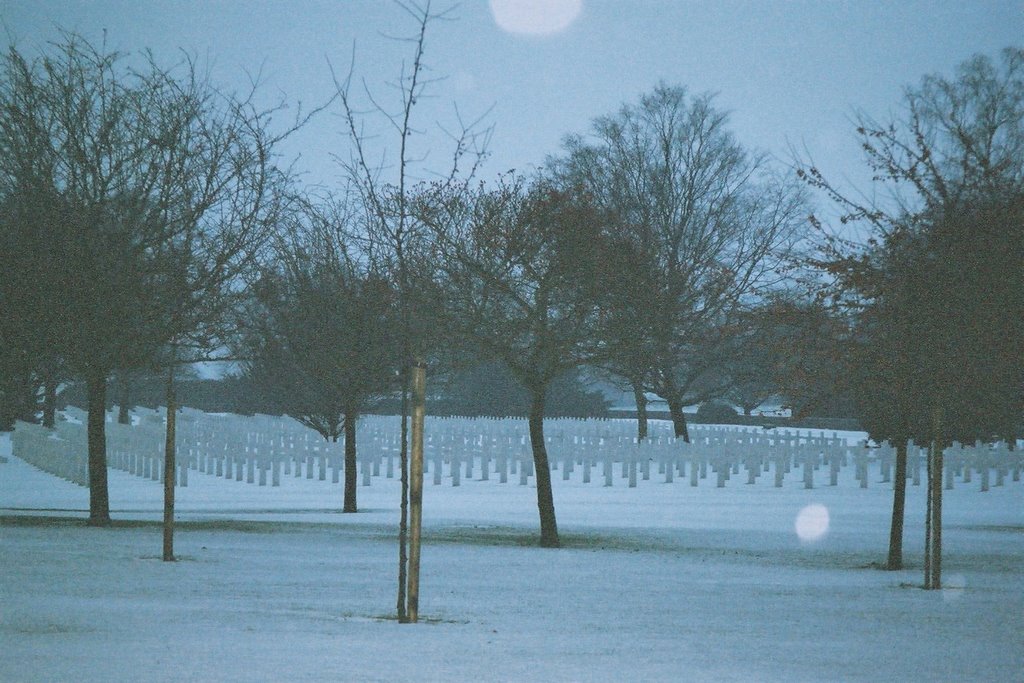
[{"x1": 1, "y1": 427, "x2": 1022, "y2": 682}]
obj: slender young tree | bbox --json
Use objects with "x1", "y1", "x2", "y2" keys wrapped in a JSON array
[
  {"x1": 142, "y1": 54, "x2": 324, "y2": 559},
  {"x1": 330, "y1": 0, "x2": 489, "y2": 620}
]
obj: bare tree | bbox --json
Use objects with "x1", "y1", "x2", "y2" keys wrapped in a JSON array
[
  {"x1": 330, "y1": 0, "x2": 489, "y2": 620},
  {"x1": 0, "y1": 36, "x2": 178, "y2": 523},
  {"x1": 0, "y1": 33, "x2": 311, "y2": 528},
  {"x1": 555, "y1": 84, "x2": 807, "y2": 440},
  {"x1": 801, "y1": 47, "x2": 1024, "y2": 247}
]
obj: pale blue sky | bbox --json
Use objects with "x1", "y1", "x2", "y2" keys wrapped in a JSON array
[{"x1": 3, "y1": 1, "x2": 1022, "y2": 203}]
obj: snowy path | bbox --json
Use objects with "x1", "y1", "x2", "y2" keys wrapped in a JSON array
[{"x1": 1, "y1": 433, "x2": 1022, "y2": 682}]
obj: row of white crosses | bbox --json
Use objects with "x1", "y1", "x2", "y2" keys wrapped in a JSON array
[
  {"x1": 10, "y1": 409, "x2": 1023, "y2": 491},
  {"x1": 10, "y1": 419, "x2": 89, "y2": 486}
]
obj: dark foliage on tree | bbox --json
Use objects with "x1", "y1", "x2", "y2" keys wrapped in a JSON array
[
  {"x1": 62, "y1": 374, "x2": 256, "y2": 415},
  {"x1": 432, "y1": 362, "x2": 609, "y2": 418},
  {"x1": 240, "y1": 207, "x2": 399, "y2": 513},
  {"x1": 245, "y1": 266, "x2": 398, "y2": 430},
  {"x1": 720, "y1": 301, "x2": 800, "y2": 416},
  {"x1": 739, "y1": 297, "x2": 857, "y2": 421},
  {"x1": 800, "y1": 47, "x2": 1024, "y2": 578},
  {"x1": 0, "y1": 192, "x2": 173, "y2": 525},
  {"x1": 417, "y1": 176, "x2": 619, "y2": 547},
  {"x1": 695, "y1": 400, "x2": 738, "y2": 424},
  {"x1": 0, "y1": 353, "x2": 36, "y2": 431},
  {"x1": 850, "y1": 200, "x2": 1024, "y2": 446},
  {"x1": 0, "y1": 194, "x2": 69, "y2": 430}
]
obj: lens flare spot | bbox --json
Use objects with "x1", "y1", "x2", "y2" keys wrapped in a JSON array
[
  {"x1": 490, "y1": 0, "x2": 583, "y2": 36},
  {"x1": 795, "y1": 503, "x2": 830, "y2": 542}
]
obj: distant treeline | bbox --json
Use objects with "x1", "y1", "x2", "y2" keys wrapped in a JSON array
[
  {"x1": 59, "y1": 369, "x2": 861, "y2": 430},
  {"x1": 60, "y1": 363, "x2": 611, "y2": 420}
]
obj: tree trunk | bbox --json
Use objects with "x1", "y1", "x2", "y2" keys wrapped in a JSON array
[
  {"x1": 86, "y1": 372, "x2": 111, "y2": 526},
  {"x1": 632, "y1": 381, "x2": 648, "y2": 441},
  {"x1": 407, "y1": 363, "x2": 426, "y2": 622},
  {"x1": 343, "y1": 411, "x2": 358, "y2": 513},
  {"x1": 929, "y1": 407, "x2": 944, "y2": 589},
  {"x1": 528, "y1": 390, "x2": 559, "y2": 548},
  {"x1": 117, "y1": 375, "x2": 132, "y2": 425},
  {"x1": 162, "y1": 366, "x2": 176, "y2": 562},
  {"x1": 924, "y1": 437, "x2": 933, "y2": 587},
  {"x1": 41, "y1": 375, "x2": 57, "y2": 428},
  {"x1": 397, "y1": 374, "x2": 410, "y2": 622},
  {"x1": 666, "y1": 394, "x2": 690, "y2": 443},
  {"x1": 886, "y1": 438, "x2": 908, "y2": 570}
]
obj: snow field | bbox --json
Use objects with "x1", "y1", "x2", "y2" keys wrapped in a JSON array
[{"x1": 1, "y1": 419, "x2": 1022, "y2": 682}]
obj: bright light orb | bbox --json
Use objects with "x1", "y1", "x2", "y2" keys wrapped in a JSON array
[
  {"x1": 794, "y1": 504, "x2": 830, "y2": 542},
  {"x1": 489, "y1": 0, "x2": 583, "y2": 36}
]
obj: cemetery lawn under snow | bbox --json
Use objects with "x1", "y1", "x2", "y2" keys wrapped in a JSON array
[{"x1": 1, "y1": 424, "x2": 1022, "y2": 682}]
